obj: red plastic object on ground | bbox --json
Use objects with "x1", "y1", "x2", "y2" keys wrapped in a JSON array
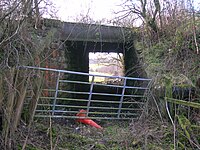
[{"x1": 76, "y1": 109, "x2": 103, "y2": 129}]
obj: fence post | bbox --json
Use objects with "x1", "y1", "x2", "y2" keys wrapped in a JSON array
[
  {"x1": 117, "y1": 78, "x2": 127, "y2": 118},
  {"x1": 52, "y1": 71, "x2": 61, "y2": 116},
  {"x1": 86, "y1": 75, "x2": 95, "y2": 117}
]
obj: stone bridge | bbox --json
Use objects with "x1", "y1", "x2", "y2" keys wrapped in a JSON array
[{"x1": 42, "y1": 19, "x2": 146, "y2": 85}]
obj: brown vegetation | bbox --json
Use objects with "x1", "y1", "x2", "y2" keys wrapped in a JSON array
[{"x1": 0, "y1": 0, "x2": 199, "y2": 149}]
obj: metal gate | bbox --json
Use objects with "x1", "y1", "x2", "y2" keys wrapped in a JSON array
[{"x1": 22, "y1": 66, "x2": 152, "y2": 120}]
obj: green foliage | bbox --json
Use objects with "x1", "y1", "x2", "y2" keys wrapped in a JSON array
[
  {"x1": 165, "y1": 97, "x2": 200, "y2": 109},
  {"x1": 147, "y1": 144, "x2": 163, "y2": 150},
  {"x1": 18, "y1": 144, "x2": 40, "y2": 150},
  {"x1": 174, "y1": 29, "x2": 184, "y2": 52},
  {"x1": 177, "y1": 115, "x2": 191, "y2": 139},
  {"x1": 147, "y1": 42, "x2": 166, "y2": 64},
  {"x1": 163, "y1": 75, "x2": 173, "y2": 98},
  {"x1": 136, "y1": 41, "x2": 168, "y2": 76},
  {"x1": 135, "y1": 13, "x2": 200, "y2": 79},
  {"x1": 176, "y1": 114, "x2": 200, "y2": 149}
]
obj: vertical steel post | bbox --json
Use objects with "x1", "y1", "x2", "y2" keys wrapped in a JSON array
[
  {"x1": 52, "y1": 71, "x2": 61, "y2": 116},
  {"x1": 86, "y1": 75, "x2": 95, "y2": 117},
  {"x1": 117, "y1": 78, "x2": 127, "y2": 118}
]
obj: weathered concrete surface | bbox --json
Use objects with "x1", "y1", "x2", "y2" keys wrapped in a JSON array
[
  {"x1": 44, "y1": 19, "x2": 133, "y2": 43},
  {"x1": 43, "y1": 19, "x2": 134, "y2": 53},
  {"x1": 60, "y1": 22, "x2": 132, "y2": 43}
]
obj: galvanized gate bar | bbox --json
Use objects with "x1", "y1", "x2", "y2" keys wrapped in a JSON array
[
  {"x1": 53, "y1": 89, "x2": 146, "y2": 97},
  {"x1": 39, "y1": 97, "x2": 145, "y2": 104},
  {"x1": 117, "y1": 78, "x2": 127, "y2": 118},
  {"x1": 20, "y1": 66, "x2": 151, "y2": 81},
  {"x1": 86, "y1": 75, "x2": 95, "y2": 116},
  {"x1": 36, "y1": 103, "x2": 143, "y2": 109},
  {"x1": 52, "y1": 71, "x2": 61, "y2": 115},
  {"x1": 20, "y1": 66, "x2": 152, "y2": 120}
]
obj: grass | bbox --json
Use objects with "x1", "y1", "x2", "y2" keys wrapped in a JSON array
[{"x1": 13, "y1": 117, "x2": 177, "y2": 150}]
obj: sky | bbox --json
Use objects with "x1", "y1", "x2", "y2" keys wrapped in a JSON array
[
  {"x1": 45, "y1": 0, "x2": 200, "y2": 26},
  {"x1": 49, "y1": 0, "x2": 123, "y2": 23}
]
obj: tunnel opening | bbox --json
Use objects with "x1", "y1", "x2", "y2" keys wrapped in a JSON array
[{"x1": 89, "y1": 52, "x2": 124, "y2": 84}]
